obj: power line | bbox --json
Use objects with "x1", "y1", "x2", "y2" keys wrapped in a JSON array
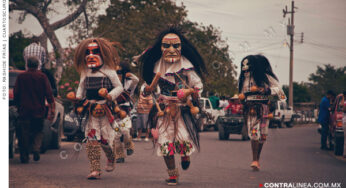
[
  {"x1": 230, "y1": 41, "x2": 284, "y2": 53},
  {"x1": 303, "y1": 43, "x2": 346, "y2": 58},
  {"x1": 267, "y1": 53, "x2": 328, "y2": 65},
  {"x1": 304, "y1": 41, "x2": 346, "y2": 52},
  {"x1": 303, "y1": 37, "x2": 346, "y2": 49}
]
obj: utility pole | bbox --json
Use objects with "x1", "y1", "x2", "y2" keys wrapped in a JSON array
[{"x1": 283, "y1": 1, "x2": 297, "y2": 108}]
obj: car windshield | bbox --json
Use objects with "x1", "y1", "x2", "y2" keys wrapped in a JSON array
[
  {"x1": 280, "y1": 102, "x2": 285, "y2": 110},
  {"x1": 199, "y1": 100, "x2": 204, "y2": 107}
]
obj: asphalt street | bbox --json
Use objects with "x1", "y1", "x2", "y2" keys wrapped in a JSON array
[{"x1": 9, "y1": 124, "x2": 346, "y2": 188}]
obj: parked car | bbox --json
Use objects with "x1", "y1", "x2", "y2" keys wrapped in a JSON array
[
  {"x1": 328, "y1": 93, "x2": 345, "y2": 156},
  {"x1": 293, "y1": 110, "x2": 316, "y2": 124},
  {"x1": 63, "y1": 110, "x2": 86, "y2": 141},
  {"x1": 216, "y1": 110, "x2": 248, "y2": 141},
  {"x1": 197, "y1": 97, "x2": 225, "y2": 131},
  {"x1": 270, "y1": 101, "x2": 293, "y2": 128},
  {"x1": 9, "y1": 69, "x2": 64, "y2": 158}
]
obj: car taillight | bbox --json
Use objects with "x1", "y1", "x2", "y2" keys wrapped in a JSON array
[
  {"x1": 336, "y1": 113, "x2": 343, "y2": 120},
  {"x1": 9, "y1": 88, "x2": 13, "y2": 100},
  {"x1": 337, "y1": 121, "x2": 343, "y2": 127},
  {"x1": 336, "y1": 112, "x2": 344, "y2": 127}
]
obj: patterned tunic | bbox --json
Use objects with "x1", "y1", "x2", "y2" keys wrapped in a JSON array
[{"x1": 152, "y1": 57, "x2": 202, "y2": 156}]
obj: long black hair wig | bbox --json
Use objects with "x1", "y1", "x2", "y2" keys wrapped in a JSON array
[
  {"x1": 238, "y1": 54, "x2": 278, "y2": 93},
  {"x1": 140, "y1": 27, "x2": 207, "y2": 84},
  {"x1": 118, "y1": 61, "x2": 131, "y2": 85}
]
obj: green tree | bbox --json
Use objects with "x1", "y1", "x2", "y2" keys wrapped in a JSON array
[
  {"x1": 308, "y1": 64, "x2": 346, "y2": 103},
  {"x1": 78, "y1": 0, "x2": 238, "y2": 96},
  {"x1": 282, "y1": 82, "x2": 311, "y2": 103},
  {"x1": 181, "y1": 21, "x2": 237, "y2": 96},
  {"x1": 93, "y1": 0, "x2": 187, "y2": 61},
  {"x1": 10, "y1": 0, "x2": 90, "y2": 83},
  {"x1": 9, "y1": 31, "x2": 32, "y2": 70}
]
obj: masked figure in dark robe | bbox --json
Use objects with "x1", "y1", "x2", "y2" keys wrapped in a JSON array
[
  {"x1": 238, "y1": 54, "x2": 286, "y2": 171},
  {"x1": 140, "y1": 27, "x2": 207, "y2": 185}
]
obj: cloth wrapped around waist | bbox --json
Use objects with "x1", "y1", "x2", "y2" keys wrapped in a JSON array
[
  {"x1": 244, "y1": 102, "x2": 269, "y2": 118},
  {"x1": 245, "y1": 94, "x2": 269, "y2": 102},
  {"x1": 158, "y1": 95, "x2": 184, "y2": 105},
  {"x1": 77, "y1": 99, "x2": 115, "y2": 123}
]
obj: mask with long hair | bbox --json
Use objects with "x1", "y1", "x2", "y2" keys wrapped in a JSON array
[
  {"x1": 140, "y1": 27, "x2": 207, "y2": 84},
  {"x1": 238, "y1": 54, "x2": 278, "y2": 93},
  {"x1": 74, "y1": 38, "x2": 120, "y2": 73}
]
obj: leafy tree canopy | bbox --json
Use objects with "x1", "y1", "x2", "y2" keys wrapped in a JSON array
[
  {"x1": 9, "y1": 31, "x2": 32, "y2": 70},
  {"x1": 308, "y1": 64, "x2": 346, "y2": 103},
  {"x1": 83, "y1": 0, "x2": 238, "y2": 96},
  {"x1": 282, "y1": 82, "x2": 311, "y2": 103}
]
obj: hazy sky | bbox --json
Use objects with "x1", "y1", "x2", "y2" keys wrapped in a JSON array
[{"x1": 10, "y1": 0, "x2": 346, "y2": 85}]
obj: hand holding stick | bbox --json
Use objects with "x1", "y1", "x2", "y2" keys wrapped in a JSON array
[
  {"x1": 112, "y1": 102, "x2": 127, "y2": 119},
  {"x1": 98, "y1": 88, "x2": 127, "y2": 119},
  {"x1": 177, "y1": 88, "x2": 195, "y2": 101},
  {"x1": 125, "y1": 72, "x2": 132, "y2": 78},
  {"x1": 186, "y1": 98, "x2": 199, "y2": 115},
  {"x1": 155, "y1": 102, "x2": 164, "y2": 117},
  {"x1": 239, "y1": 93, "x2": 245, "y2": 101},
  {"x1": 66, "y1": 91, "x2": 85, "y2": 114},
  {"x1": 118, "y1": 110, "x2": 127, "y2": 119},
  {"x1": 98, "y1": 88, "x2": 112, "y2": 101},
  {"x1": 145, "y1": 72, "x2": 161, "y2": 93}
]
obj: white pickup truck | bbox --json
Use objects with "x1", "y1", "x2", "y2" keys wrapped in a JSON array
[
  {"x1": 197, "y1": 97, "x2": 225, "y2": 131},
  {"x1": 270, "y1": 101, "x2": 294, "y2": 128}
]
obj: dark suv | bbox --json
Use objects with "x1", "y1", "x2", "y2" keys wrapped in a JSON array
[{"x1": 216, "y1": 106, "x2": 249, "y2": 141}]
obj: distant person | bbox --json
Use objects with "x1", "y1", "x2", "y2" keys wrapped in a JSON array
[
  {"x1": 14, "y1": 57, "x2": 55, "y2": 163},
  {"x1": 134, "y1": 83, "x2": 154, "y2": 142},
  {"x1": 318, "y1": 90, "x2": 335, "y2": 150},
  {"x1": 208, "y1": 91, "x2": 220, "y2": 109},
  {"x1": 238, "y1": 54, "x2": 286, "y2": 171},
  {"x1": 225, "y1": 94, "x2": 242, "y2": 114},
  {"x1": 219, "y1": 96, "x2": 229, "y2": 109},
  {"x1": 23, "y1": 36, "x2": 57, "y2": 96},
  {"x1": 114, "y1": 61, "x2": 139, "y2": 163},
  {"x1": 23, "y1": 36, "x2": 47, "y2": 70}
]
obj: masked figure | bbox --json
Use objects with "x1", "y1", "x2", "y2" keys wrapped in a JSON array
[
  {"x1": 74, "y1": 38, "x2": 124, "y2": 179},
  {"x1": 140, "y1": 27, "x2": 207, "y2": 186},
  {"x1": 113, "y1": 61, "x2": 139, "y2": 163},
  {"x1": 238, "y1": 54, "x2": 286, "y2": 171}
]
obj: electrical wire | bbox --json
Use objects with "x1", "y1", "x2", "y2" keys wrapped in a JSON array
[
  {"x1": 303, "y1": 42, "x2": 346, "y2": 58},
  {"x1": 230, "y1": 41, "x2": 284, "y2": 53}
]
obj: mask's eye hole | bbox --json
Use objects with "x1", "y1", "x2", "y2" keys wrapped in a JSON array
[
  {"x1": 172, "y1": 43, "x2": 180, "y2": 49},
  {"x1": 162, "y1": 43, "x2": 170, "y2": 48},
  {"x1": 86, "y1": 49, "x2": 90, "y2": 55},
  {"x1": 92, "y1": 48, "x2": 101, "y2": 55}
]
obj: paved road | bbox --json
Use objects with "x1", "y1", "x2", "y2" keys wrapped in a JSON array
[{"x1": 9, "y1": 124, "x2": 346, "y2": 188}]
